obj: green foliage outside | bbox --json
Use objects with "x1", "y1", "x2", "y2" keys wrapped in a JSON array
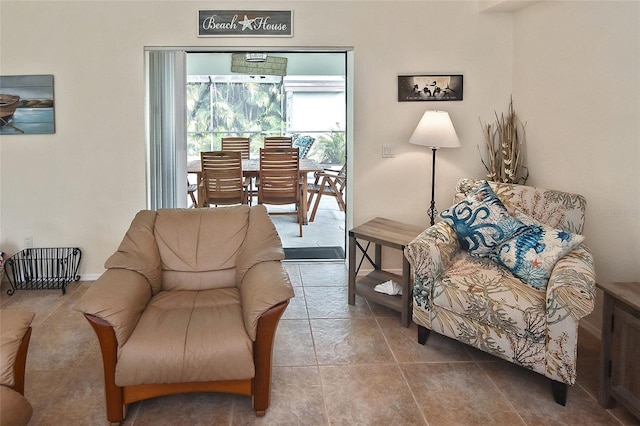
[
  {"x1": 307, "y1": 129, "x2": 346, "y2": 165},
  {"x1": 187, "y1": 80, "x2": 284, "y2": 158},
  {"x1": 186, "y1": 80, "x2": 345, "y2": 165}
]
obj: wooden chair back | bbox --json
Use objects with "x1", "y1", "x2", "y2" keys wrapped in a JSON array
[
  {"x1": 258, "y1": 147, "x2": 302, "y2": 236},
  {"x1": 264, "y1": 136, "x2": 293, "y2": 150},
  {"x1": 200, "y1": 151, "x2": 246, "y2": 206},
  {"x1": 221, "y1": 137, "x2": 250, "y2": 160}
]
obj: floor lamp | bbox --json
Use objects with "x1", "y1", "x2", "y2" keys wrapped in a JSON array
[{"x1": 409, "y1": 111, "x2": 460, "y2": 225}]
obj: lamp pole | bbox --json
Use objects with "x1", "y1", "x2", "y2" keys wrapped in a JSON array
[
  {"x1": 428, "y1": 148, "x2": 437, "y2": 226},
  {"x1": 408, "y1": 110, "x2": 460, "y2": 227}
]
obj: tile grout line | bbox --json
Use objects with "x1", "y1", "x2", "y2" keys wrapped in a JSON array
[
  {"x1": 368, "y1": 305, "x2": 427, "y2": 424},
  {"x1": 300, "y1": 263, "x2": 332, "y2": 426}
]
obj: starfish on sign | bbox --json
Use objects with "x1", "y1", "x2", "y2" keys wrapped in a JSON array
[{"x1": 239, "y1": 15, "x2": 254, "y2": 31}]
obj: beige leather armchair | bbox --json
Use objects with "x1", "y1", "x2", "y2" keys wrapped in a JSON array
[
  {"x1": 76, "y1": 205, "x2": 294, "y2": 422},
  {"x1": 1, "y1": 310, "x2": 35, "y2": 426}
]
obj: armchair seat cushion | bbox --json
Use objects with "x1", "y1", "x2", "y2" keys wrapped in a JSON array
[
  {"x1": 115, "y1": 288, "x2": 254, "y2": 386},
  {"x1": 433, "y1": 252, "x2": 546, "y2": 342}
]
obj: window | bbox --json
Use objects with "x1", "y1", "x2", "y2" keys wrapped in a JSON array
[
  {"x1": 186, "y1": 74, "x2": 345, "y2": 165},
  {"x1": 186, "y1": 75, "x2": 284, "y2": 159}
]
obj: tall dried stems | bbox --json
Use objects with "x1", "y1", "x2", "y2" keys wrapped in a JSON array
[{"x1": 479, "y1": 98, "x2": 528, "y2": 184}]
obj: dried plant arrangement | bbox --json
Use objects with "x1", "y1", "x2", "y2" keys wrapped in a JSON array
[{"x1": 479, "y1": 97, "x2": 529, "y2": 184}]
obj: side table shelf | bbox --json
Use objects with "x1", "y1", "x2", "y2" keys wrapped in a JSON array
[
  {"x1": 354, "y1": 270, "x2": 405, "y2": 313},
  {"x1": 348, "y1": 217, "x2": 424, "y2": 327}
]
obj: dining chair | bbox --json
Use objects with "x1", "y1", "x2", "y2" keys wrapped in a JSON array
[
  {"x1": 258, "y1": 147, "x2": 303, "y2": 237},
  {"x1": 264, "y1": 136, "x2": 293, "y2": 149},
  {"x1": 222, "y1": 137, "x2": 253, "y2": 204},
  {"x1": 221, "y1": 137, "x2": 251, "y2": 160},
  {"x1": 200, "y1": 151, "x2": 248, "y2": 207},
  {"x1": 187, "y1": 180, "x2": 198, "y2": 208},
  {"x1": 307, "y1": 165, "x2": 346, "y2": 222}
]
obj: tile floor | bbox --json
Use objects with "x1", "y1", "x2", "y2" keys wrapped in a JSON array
[
  {"x1": 268, "y1": 190, "x2": 346, "y2": 252},
  {"x1": 1, "y1": 262, "x2": 639, "y2": 425}
]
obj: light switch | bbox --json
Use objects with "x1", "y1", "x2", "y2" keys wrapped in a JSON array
[{"x1": 382, "y1": 144, "x2": 395, "y2": 158}]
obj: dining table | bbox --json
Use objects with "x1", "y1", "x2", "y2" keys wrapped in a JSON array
[{"x1": 188, "y1": 158, "x2": 323, "y2": 225}]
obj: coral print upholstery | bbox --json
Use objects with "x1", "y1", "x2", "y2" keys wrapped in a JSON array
[{"x1": 404, "y1": 178, "x2": 595, "y2": 404}]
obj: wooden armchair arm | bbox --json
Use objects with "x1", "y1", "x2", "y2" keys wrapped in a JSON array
[
  {"x1": 83, "y1": 314, "x2": 124, "y2": 423},
  {"x1": 12, "y1": 327, "x2": 32, "y2": 395},
  {"x1": 0, "y1": 310, "x2": 34, "y2": 394},
  {"x1": 311, "y1": 167, "x2": 343, "y2": 183},
  {"x1": 252, "y1": 301, "x2": 289, "y2": 416}
]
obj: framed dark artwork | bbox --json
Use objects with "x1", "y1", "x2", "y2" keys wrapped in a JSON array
[
  {"x1": 398, "y1": 74, "x2": 463, "y2": 102},
  {"x1": 0, "y1": 75, "x2": 55, "y2": 134}
]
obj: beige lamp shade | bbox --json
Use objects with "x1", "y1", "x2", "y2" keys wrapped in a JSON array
[{"x1": 409, "y1": 110, "x2": 460, "y2": 149}]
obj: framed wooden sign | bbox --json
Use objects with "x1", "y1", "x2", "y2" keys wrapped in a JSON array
[
  {"x1": 398, "y1": 74, "x2": 463, "y2": 102},
  {"x1": 198, "y1": 10, "x2": 293, "y2": 37}
]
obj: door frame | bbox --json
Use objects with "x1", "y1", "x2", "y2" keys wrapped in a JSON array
[{"x1": 145, "y1": 46, "x2": 354, "y2": 250}]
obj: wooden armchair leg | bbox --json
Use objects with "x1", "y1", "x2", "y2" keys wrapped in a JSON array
[
  {"x1": 552, "y1": 380, "x2": 567, "y2": 406},
  {"x1": 418, "y1": 325, "x2": 431, "y2": 345}
]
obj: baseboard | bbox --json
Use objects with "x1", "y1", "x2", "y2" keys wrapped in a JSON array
[{"x1": 80, "y1": 274, "x2": 102, "y2": 281}]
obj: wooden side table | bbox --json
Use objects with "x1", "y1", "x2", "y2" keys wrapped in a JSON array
[
  {"x1": 597, "y1": 281, "x2": 640, "y2": 420},
  {"x1": 348, "y1": 217, "x2": 424, "y2": 327}
]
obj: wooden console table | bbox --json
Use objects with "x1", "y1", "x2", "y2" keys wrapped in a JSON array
[
  {"x1": 348, "y1": 217, "x2": 423, "y2": 327},
  {"x1": 597, "y1": 281, "x2": 640, "y2": 420}
]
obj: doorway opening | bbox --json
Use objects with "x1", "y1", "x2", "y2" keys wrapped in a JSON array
[{"x1": 185, "y1": 51, "x2": 348, "y2": 260}]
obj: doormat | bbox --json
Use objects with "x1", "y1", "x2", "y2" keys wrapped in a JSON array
[{"x1": 284, "y1": 246, "x2": 345, "y2": 260}]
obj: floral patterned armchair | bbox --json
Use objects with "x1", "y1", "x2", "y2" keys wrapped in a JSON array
[{"x1": 404, "y1": 178, "x2": 596, "y2": 405}]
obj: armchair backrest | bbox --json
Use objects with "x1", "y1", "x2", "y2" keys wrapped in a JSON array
[
  {"x1": 104, "y1": 205, "x2": 284, "y2": 294},
  {"x1": 454, "y1": 178, "x2": 587, "y2": 234},
  {"x1": 155, "y1": 207, "x2": 251, "y2": 290}
]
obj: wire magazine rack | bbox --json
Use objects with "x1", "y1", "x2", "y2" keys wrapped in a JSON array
[{"x1": 3, "y1": 247, "x2": 82, "y2": 295}]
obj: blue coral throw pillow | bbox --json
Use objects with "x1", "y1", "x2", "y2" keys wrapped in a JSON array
[
  {"x1": 439, "y1": 181, "x2": 528, "y2": 257},
  {"x1": 489, "y1": 210, "x2": 585, "y2": 290}
]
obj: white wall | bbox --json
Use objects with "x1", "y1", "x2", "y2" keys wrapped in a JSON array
[
  {"x1": 0, "y1": 1, "x2": 513, "y2": 275},
  {"x1": 512, "y1": 0, "x2": 640, "y2": 332}
]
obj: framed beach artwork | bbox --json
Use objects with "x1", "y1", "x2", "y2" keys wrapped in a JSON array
[
  {"x1": 398, "y1": 74, "x2": 463, "y2": 102},
  {"x1": 0, "y1": 75, "x2": 55, "y2": 135}
]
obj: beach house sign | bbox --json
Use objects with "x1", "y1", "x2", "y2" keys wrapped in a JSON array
[{"x1": 198, "y1": 10, "x2": 293, "y2": 37}]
